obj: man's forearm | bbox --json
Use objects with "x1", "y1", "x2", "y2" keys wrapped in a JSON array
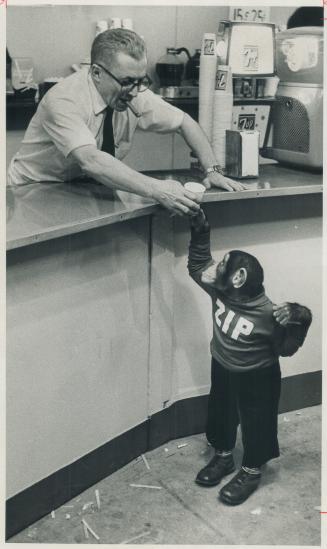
[
  {"x1": 70, "y1": 145, "x2": 202, "y2": 217},
  {"x1": 179, "y1": 112, "x2": 246, "y2": 193},
  {"x1": 179, "y1": 113, "x2": 216, "y2": 171},
  {"x1": 81, "y1": 148, "x2": 157, "y2": 198}
]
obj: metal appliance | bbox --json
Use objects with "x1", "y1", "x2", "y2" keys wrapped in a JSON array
[
  {"x1": 156, "y1": 47, "x2": 200, "y2": 98},
  {"x1": 261, "y1": 26, "x2": 323, "y2": 170},
  {"x1": 159, "y1": 85, "x2": 199, "y2": 99},
  {"x1": 216, "y1": 20, "x2": 276, "y2": 148}
]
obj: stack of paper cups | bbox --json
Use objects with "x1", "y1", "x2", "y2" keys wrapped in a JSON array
[
  {"x1": 95, "y1": 20, "x2": 108, "y2": 36},
  {"x1": 122, "y1": 18, "x2": 133, "y2": 30},
  {"x1": 199, "y1": 33, "x2": 218, "y2": 142},
  {"x1": 212, "y1": 65, "x2": 233, "y2": 169},
  {"x1": 109, "y1": 17, "x2": 122, "y2": 29}
]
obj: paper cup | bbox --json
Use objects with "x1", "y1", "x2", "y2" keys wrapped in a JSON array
[
  {"x1": 264, "y1": 76, "x2": 280, "y2": 98},
  {"x1": 110, "y1": 17, "x2": 121, "y2": 29},
  {"x1": 122, "y1": 18, "x2": 133, "y2": 30},
  {"x1": 184, "y1": 182, "x2": 206, "y2": 200}
]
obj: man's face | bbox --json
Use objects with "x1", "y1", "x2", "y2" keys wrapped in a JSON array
[
  {"x1": 201, "y1": 253, "x2": 230, "y2": 289},
  {"x1": 97, "y1": 51, "x2": 148, "y2": 111}
]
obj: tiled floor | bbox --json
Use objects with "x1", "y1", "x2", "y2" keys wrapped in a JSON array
[{"x1": 10, "y1": 405, "x2": 322, "y2": 545}]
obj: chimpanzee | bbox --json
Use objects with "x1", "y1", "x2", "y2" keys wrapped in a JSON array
[{"x1": 188, "y1": 208, "x2": 312, "y2": 505}]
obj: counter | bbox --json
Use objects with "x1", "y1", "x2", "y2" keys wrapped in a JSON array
[
  {"x1": 6, "y1": 164, "x2": 323, "y2": 538},
  {"x1": 6, "y1": 164, "x2": 322, "y2": 250}
]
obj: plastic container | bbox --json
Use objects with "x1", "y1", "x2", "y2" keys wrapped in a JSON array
[
  {"x1": 11, "y1": 57, "x2": 34, "y2": 91},
  {"x1": 156, "y1": 48, "x2": 184, "y2": 87},
  {"x1": 275, "y1": 26, "x2": 323, "y2": 84}
]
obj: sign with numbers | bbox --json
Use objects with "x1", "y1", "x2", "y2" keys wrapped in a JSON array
[
  {"x1": 238, "y1": 114, "x2": 256, "y2": 131},
  {"x1": 229, "y1": 6, "x2": 270, "y2": 22}
]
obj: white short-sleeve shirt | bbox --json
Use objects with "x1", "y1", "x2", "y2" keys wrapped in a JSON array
[{"x1": 7, "y1": 68, "x2": 184, "y2": 185}]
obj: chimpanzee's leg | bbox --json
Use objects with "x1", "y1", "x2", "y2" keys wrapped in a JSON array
[
  {"x1": 218, "y1": 362, "x2": 281, "y2": 504},
  {"x1": 238, "y1": 361, "x2": 281, "y2": 468},
  {"x1": 206, "y1": 357, "x2": 239, "y2": 451},
  {"x1": 195, "y1": 358, "x2": 238, "y2": 487}
]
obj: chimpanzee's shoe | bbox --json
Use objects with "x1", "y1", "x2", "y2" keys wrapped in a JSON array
[
  {"x1": 196, "y1": 453, "x2": 235, "y2": 486},
  {"x1": 219, "y1": 468, "x2": 261, "y2": 505}
]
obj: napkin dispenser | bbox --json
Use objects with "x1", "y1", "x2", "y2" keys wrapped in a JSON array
[{"x1": 225, "y1": 130, "x2": 259, "y2": 179}]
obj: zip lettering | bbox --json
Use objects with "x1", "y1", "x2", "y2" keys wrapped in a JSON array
[
  {"x1": 231, "y1": 317, "x2": 254, "y2": 340},
  {"x1": 222, "y1": 310, "x2": 236, "y2": 333},
  {"x1": 214, "y1": 298, "x2": 254, "y2": 341}
]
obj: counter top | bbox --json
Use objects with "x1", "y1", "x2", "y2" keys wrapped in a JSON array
[{"x1": 6, "y1": 164, "x2": 322, "y2": 250}]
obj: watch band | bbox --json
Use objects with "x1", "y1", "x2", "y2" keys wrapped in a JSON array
[{"x1": 206, "y1": 165, "x2": 223, "y2": 175}]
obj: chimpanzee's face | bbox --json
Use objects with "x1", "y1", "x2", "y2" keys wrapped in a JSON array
[{"x1": 201, "y1": 253, "x2": 230, "y2": 289}]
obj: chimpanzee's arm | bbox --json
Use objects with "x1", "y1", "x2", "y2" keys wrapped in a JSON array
[
  {"x1": 274, "y1": 302, "x2": 312, "y2": 357},
  {"x1": 187, "y1": 210, "x2": 215, "y2": 295}
]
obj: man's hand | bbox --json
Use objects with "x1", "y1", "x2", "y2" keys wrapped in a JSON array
[
  {"x1": 203, "y1": 171, "x2": 247, "y2": 192},
  {"x1": 153, "y1": 179, "x2": 202, "y2": 217},
  {"x1": 273, "y1": 303, "x2": 293, "y2": 326}
]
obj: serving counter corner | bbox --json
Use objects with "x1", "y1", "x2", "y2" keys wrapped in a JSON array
[{"x1": 6, "y1": 164, "x2": 323, "y2": 539}]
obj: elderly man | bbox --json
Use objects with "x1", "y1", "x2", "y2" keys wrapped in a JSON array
[{"x1": 7, "y1": 29, "x2": 244, "y2": 216}]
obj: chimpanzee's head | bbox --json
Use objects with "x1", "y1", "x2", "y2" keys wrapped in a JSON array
[{"x1": 201, "y1": 250, "x2": 264, "y2": 299}]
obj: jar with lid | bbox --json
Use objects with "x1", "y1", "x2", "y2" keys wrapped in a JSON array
[{"x1": 156, "y1": 48, "x2": 185, "y2": 87}]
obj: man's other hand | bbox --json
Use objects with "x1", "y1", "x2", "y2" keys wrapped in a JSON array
[{"x1": 204, "y1": 171, "x2": 247, "y2": 192}]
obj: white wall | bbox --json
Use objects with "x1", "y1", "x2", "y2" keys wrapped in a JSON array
[
  {"x1": 7, "y1": 219, "x2": 150, "y2": 497},
  {"x1": 6, "y1": 5, "x2": 295, "y2": 83},
  {"x1": 6, "y1": 5, "x2": 230, "y2": 85}
]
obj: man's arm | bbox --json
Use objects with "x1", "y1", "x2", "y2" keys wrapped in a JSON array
[
  {"x1": 42, "y1": 92, "x2": 201, "y2": 217},
  {"x1": 68, "y1": 145, "x2": 201, "y2": 217},
  {"x1": 178, "y1": 113, "x2": 246, "y2": 192},
  {"x1": 273, "y1": 302, "x2": 313, "y2": 357},
  {"x1": 187, "y1": 209, "x2": 215, "y2": 295}
]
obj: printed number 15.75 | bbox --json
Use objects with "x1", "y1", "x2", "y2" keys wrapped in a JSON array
[{"x1": 233, "y1": 8, "x2": 266, "y2": 21}]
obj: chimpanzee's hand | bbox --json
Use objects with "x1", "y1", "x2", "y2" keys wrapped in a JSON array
[
  {"x1": 273, "y1": 303, "x2": 293, "y2": 326},
  {"x1": 190, "y1": 208, "x2": 209, "y2": 231}
]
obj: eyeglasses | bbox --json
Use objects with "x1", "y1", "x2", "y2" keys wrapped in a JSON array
[{"x1": 94, "y1": 62, "x2": 152, "y2": 93}]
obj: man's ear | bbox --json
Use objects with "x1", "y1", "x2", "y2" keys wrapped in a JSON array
[
  {"x1": 91, "y1": 64, "x2": 101, "y2": 82},
  {"x1": 232, "y1": 267, "x2": 247, "y2": 289}
]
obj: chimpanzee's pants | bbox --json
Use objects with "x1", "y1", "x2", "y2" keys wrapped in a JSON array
[{"x1": 206, "y1": 357, "x2": 281, "y2": 468}]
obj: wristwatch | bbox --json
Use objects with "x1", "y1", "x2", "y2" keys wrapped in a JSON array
[{"x1": 205, "y1": 165, "x2": 224, "y2": 175}]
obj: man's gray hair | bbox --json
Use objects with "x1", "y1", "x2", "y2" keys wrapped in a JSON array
[{"x1": 91, "y1": 28, "x2": 146, "y2": 66}]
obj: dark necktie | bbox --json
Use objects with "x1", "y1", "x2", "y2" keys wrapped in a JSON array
[{"x1": 101, "y1": 106, "x2": 115, "y2": 156}]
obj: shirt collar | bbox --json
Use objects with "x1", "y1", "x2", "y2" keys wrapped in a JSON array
[{"x1": 87, "y1": 71, "x2": 107, "y2": 115}]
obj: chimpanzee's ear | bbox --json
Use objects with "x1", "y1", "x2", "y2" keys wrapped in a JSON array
[{"x1": 232, "y1": 267, "x2": 247, "y2": 289}]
